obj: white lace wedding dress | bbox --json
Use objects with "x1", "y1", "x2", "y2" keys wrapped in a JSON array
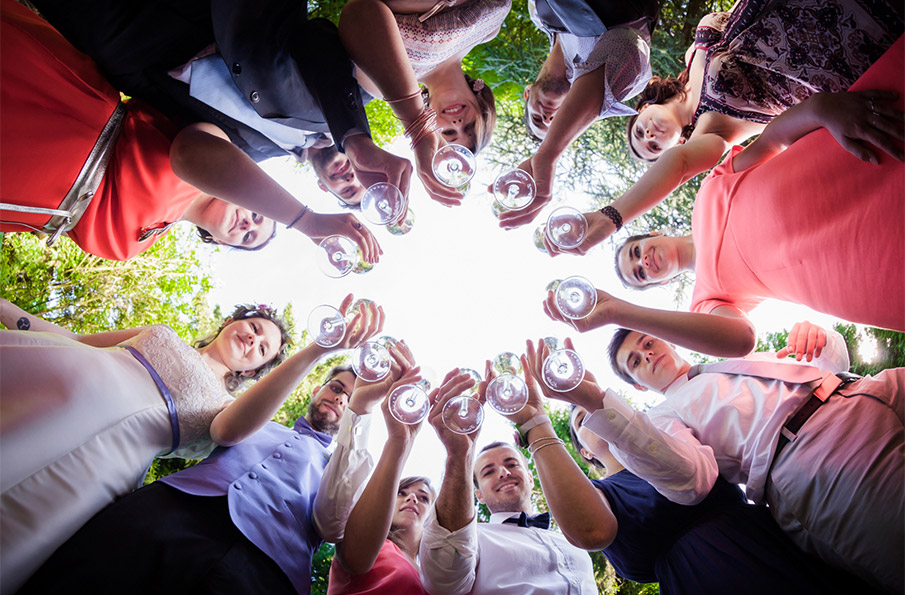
[{"x1": 0, "y1": 325, "x2": 233, "y2": 592}]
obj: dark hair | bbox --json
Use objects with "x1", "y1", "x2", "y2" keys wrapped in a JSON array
[
  {"x1": 196, "y1": 224, "x2": 277, "y2": 252},
  {"x1": 613, "y1": 232, "x2": 672, "y2": 289},
  {"x1": 472, "y1": 440, "x2": 523, "y2": 488},
  {"x1": 607, "y1": 327, "x2": 637, "y2": 386},
  {"x1": 424, "y1": 76, "x2": 497, "y2": 155},
  {"x1": 195, "y1": 303, "x2": 292, "y2": 392},
  {"x1": 626, "y1": 72, "x2": 694, "y2": 162},
  {"x1": 568, "y1": 404, "x2": 605, "y2": 470},
  {"x1": 324, "y1": 364, "x2": 355, "y2": 384}
]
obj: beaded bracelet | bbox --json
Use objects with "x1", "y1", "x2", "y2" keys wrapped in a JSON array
[
  {"x1": 286, "y1": 205, "x2": 309, "y2": 229},
  {"x1": 600, "y1": 205, "x2": 623, "y2": 230}
]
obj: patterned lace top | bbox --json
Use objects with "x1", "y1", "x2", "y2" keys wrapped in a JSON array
[
  {"x1": 691, "y1": 0, "x2": 901, "y2": 126},
  {"x1": 395, "y1": 0, "x2": 512, "y2": 79},
  {"x1": 120, "y1": 325, "x2": 233, "y2": 459}
]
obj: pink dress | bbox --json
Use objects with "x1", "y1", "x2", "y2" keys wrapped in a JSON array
[
  {"x1": 327, "y1": 539, "x2": 428, "y2": 594},
  {"x1": 690, "y1": 36, "x2": 904, "y2": 331},
  {"x1": 395, "y1": 0, "x2": 511, "y2": 78}
]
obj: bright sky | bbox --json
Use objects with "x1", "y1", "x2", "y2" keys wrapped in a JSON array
[{"x1": 207, "y1": 138, "x2": 857, "y2": 486}]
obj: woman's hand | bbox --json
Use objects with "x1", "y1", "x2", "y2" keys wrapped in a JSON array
[
  {"x1": 776, "y1": 320, "x2": 827, "y2": 362},
  {"x1": 349, "y1": 339, "x2": 416, "y2": 414},
  {"x1": 523, "y1": 338, "x2": 604, "y2": 412},
  {"x1": 330, "y1": 294, "x2": 386, "y2": 353},
  {"x1": 543, "y1": 210, "x2": 616, "y2": 257},
  {"x1": 542, "y1": 288, "x2": 619, "y2": 333},
  {"x1": 814, "y1": 90, "x2": 905, "y2": 164},
  {"x1": 296, "y1": 211, "x2": 382, "y2": 264},
  {"x1": 413, "y1": 132, "x2": 466, "y2": 206},
  {"x1": 498, "y1": 153, "x2": 556, "y2": 229}
]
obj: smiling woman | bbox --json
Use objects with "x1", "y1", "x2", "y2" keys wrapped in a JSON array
[{"x1": 0, "y1": 294, "x2": 386, "y2": 592}]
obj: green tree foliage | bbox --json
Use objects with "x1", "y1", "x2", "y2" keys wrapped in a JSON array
[{"x1": 1, "y1": 229, "x2": 215, "y2": 338}]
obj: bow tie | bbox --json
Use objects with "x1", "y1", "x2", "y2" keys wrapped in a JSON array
[{"x1": 503, "y1": 512, "x2": 551, "y2": 530}]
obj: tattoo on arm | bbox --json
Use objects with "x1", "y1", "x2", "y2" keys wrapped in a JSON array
[{"x1": 16, "y1": 317, "x2": 30, "y2": 331}]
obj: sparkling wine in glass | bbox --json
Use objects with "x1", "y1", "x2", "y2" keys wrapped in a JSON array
[
  {"x1": 432, "y1": 144, "x2": 476, "y2": 191},
  {"x1": 387, "y1": 207, "x2": 415, "y2": 236},
  {"x1": 442, "y1": 394, "x2": 484, "y2": 434},
  {"x1": 389, "y1": 383, "x2": 430, "y2": 425},
  {"x1": 542, "y1": 348, "x2": 585, "y2": 392},
  {"x1": 307, "y1": 305, "x2": 346, "y2": 348},
  {"x1": 459, "y1": 368, "x2": 484, "y2": 396},
  {"x1": 351, "y1": 341, "x2": 391, "y2": 382},
  {"x1": 492, "y1": 169, "x2": 535, "y2": 211},
  {"x1": 361, "y1": 183, "x2": 406, "y2": 225},
  {"x1": 317, "y1": 235, "x2": 360, "y2": 278},
  {"x1": 554, "y1": 276, "x2": 598, "y2": 320},
  {"x1": 485, "y1": 352, "x2": 528, "y2": 414},
  {"x1": 545, "y1": 207, "x2": 588, "y2": 249}
]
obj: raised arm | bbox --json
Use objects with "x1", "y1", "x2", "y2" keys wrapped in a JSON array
[
  {"x1": 500, "y1": 64, "x2": 607, "y2": 229},
  {"x1": 169, "y1": 122, "x2": 381, "y2": 263},
  {"x1": 209, "y1": 297, "x2": 384, "y2": 446},
  {"x1": 544, "y1": 289, "x2": 757, "y2": 357},
  {"x1": 333, "y1": 368, "x2": 424, "y2": 574},
  {"x1": 339, "y1": 0, "x2": 464, "y2": 205},
  {"x1": 500, "y1": 342, "x2": 618, "y2": 550},
  {"x1": 419, "y1": 369, "x2": 484, "y2": 595}
]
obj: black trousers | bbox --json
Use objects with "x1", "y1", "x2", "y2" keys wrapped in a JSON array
[{"x1": 20, "y1": 483, "x2": 295, "y2": 595}]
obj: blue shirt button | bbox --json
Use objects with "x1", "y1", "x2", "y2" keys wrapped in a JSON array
[
  {"x1": 273, "y1": 452, "x2": 282, "y2": 459},
  {"x1": 249, "y1": 472, "x2": 258, "y2": 479}
]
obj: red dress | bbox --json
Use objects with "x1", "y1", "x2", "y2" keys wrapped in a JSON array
[
  {"x1": 0, "y1": 0, "x2": 199, "y2": 261},
  {"x1": 327, "y1": 539, "x2": 428, "y2": 595},
  {"x1": 690, "y1": 36, "x2": 904, "y2": 331}
]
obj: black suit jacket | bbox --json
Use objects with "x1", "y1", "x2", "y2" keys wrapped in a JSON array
[{"x1": 32, "y1": 0, "x2": 370, "y2": 161}]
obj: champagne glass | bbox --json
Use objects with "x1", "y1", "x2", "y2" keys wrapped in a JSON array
[
  {"x1": 492, "y1": 169, "x2": 535, "y2": 211},
  {"x1": 490, "y1": 199, "x2": 507, "y2": 220},
  {"x1": 389, "y1": 383, "x2": 430, "y2": 425},
  {"x1": 387, "y1": 207, "x2": 415, "y2": 236},
  {"x1": 545, "y1": 207, "x2": 588, "y2": 249},
  {"x1": 306, "y1": 305, "x2": 346, "y2": 348},
  {"x1": 361, "y1": 183, "x2": 407, "y2": 225},
  {"x1": 376, "y1": 335, "x2": 399, "y2": 350},
  {"x1": 542, "y1": 336, "x2": 560, "y2": 351},
  {"x1": 317, "y1": 235, "x2": 359, "y2": 278},
  {"x1": 542, "y1": 348, "x2": 585, "y2": 392},
  {"x1": 351, "y1": 341, "x2": 391, "y2": 382},
  {"x1": 347, "y1": 298, "x2": 374, "y2": 321},
  {"x1": 458, "y1": 368, "x2": 483, "y2": 396},
  {"x1": 352, "y1": 259, "x2": 374, "y2": 275},
  {"x1": 432, "y1": 144, "x2": 476, "y2": 192},
  {"x1": 545, "y1": 279, "x2": 562, "y2": 294},
  {"x1": 486, "y1": 352, "x2": 528, "y2": 414},
  {"x1": 533, "y1": 224, "x2": 548, "y2": 254},
  {"x1": 554, "y1": 276, "x2": 597, "y2": 320},
  {"x1": 442, "y1": 393, "x2": 484, "y2": 434}
]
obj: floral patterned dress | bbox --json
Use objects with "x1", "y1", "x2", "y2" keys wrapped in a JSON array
[{"x1": 691, "y1": 0, "x2": 902, "y2": 125}]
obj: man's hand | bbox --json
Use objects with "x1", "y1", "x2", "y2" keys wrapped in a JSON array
[
  {"x1": 427, "y1": 368, "x2": 484, "y2": 456},
  {"x1": 542, "y1": 288, "x2": 618, "y2": 333},
  {"x1": 543, "y1": 210, "x2": 617, "y2": 257},
  {"x1": 297, "y1": 211, "x2": 382, "y2": 264},
  {"x1": 498, "y1": 153, "x2": 556, "y2": 229},
  {"x1": 344, "y1": 134, "x2": 413, "y2": 200},
  {"x1": 523, "y1": 338, "x2": 604, "y2": 412}
]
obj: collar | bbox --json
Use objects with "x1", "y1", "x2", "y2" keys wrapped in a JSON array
[
  {"x1": 292, "y1": 416, "x2": 333, "y2": 448},
  {"x1": 489, "y1": 511, "x2": 530, "y2": 525}
]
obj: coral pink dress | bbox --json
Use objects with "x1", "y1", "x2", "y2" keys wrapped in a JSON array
[
  {"x1": 690, "y1": 36, "x2": 904, "y2": 331},
  {"x1": 327, "y1": 539, "x2": 428, "y2": 594},
  {"x1": 0, "y1": 0, "x2": 199, "y2": 261}
]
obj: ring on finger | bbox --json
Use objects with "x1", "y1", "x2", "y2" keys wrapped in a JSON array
[
  {"x1": 869, "y1": 99, "x2": 878, "y2": 115},
  {"x1": 354, "y1": 222, "x2": 363, "y2": 230}
]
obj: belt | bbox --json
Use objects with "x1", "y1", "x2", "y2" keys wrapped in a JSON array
[
  {"x1": 775, "y1": 371, "x2": 861, "y2": 455},
  {"x1": 124, "y1": 345, "x2": 181, "y2": 456},
  {"x1": 0, "y1": 102, "x2": 126, "y2": 245}
]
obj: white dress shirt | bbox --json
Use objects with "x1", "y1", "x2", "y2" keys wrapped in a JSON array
[
  {"x1": 585, "y1": 329, "x2": 850, "y2": 505},
  {"x1": 419, "y1": 508, "x2": 596, "y2": 595},
  {"x1": 312, "y1": 408, "x2": 375, "y2": 542}
]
